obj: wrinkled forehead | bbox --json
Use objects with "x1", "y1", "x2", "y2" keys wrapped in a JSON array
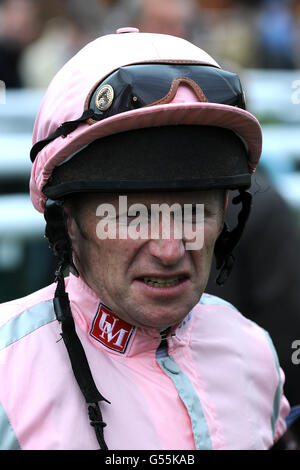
[
  {"x1": 69, "y1": 189, "x2": 226, "y2": 213},
  {"x1": 113, "y1": 190, "x2": 225, "y2": 206}
]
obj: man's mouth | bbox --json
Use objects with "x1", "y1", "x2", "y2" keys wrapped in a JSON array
[{"x1": 141, "y1": 275, "x2": 187, "y2": 287}]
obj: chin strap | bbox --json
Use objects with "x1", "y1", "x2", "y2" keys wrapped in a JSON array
[
  {"x1": 214, "y1": 189, "x2": 252, "y2": 286},
  {"x1": 44, "y1": 199, "x2": 110, "y2": 450}
]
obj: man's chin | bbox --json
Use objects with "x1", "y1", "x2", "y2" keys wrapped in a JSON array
[{"x1": 124, "y1": 305, "x2": 193, "y2": 330}]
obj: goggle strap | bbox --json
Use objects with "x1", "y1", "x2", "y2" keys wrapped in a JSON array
[
  {"x1": 30, "y1": 77, "x2": 207, "y2": 163},
  {"x1": 30, "y1": 108, "x2": 96, "y2": 163}
]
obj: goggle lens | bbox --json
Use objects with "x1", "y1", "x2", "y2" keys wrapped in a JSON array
[{"x1": 88, "y1": 63, "x2": 246, "y2": 119}]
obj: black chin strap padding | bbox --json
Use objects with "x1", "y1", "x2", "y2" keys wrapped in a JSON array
[
  {"x1": 45, "y1": 200, "x2": 110, "y2": 450},
  {"x1": 44, "y1": 199, "x2": 78, "y2": 276},
  {"x1": 215, "y1": 252, "x2": 235, "y2": 286},
  {"x1": 54, "y1": 268, "x2": 110, "y2": 450},
  {"x1": 88, "y1": 403, "x2": 108, "y2": 451},
  {"x1": 214, "y1": 189, "x2": 252, "y2": 286},
  {"x1": 30, "y1": 108, "x2": 96, "y2": 163}
]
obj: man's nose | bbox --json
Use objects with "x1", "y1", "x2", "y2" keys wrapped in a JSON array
[{"x1": 148, "y1": 236, "x2": 185, "y2": 266}]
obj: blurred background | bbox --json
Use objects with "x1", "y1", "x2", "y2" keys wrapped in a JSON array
[{"x1": 0, "y1": 0, "x2": 300, "y2": 404}]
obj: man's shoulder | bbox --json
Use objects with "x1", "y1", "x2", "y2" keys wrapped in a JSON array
[
  {"x1": 195, "y1": 292, "x2": 273, "y2": 346},
  {"x1": 0, "y1": 283, "x2": 57, "y2": 329},
  {"x1": 199, "y1": 292, "x2": 239, "y2": 311}
]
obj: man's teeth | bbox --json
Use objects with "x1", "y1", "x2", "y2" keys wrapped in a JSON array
[{"x1": 143, "y1": 276, "x2": 184, "y2": 287}]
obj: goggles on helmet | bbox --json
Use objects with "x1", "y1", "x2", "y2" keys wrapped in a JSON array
[
  {"x1": 30, "y1": 63, "x2": 245, "y2": 163},
  {"x1": 88, "y1": 63, "x2": 246, "y2": 116}
]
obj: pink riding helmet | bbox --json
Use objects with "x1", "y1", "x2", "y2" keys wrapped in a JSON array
[{"x1": 29, "y1": 28, "x2": 262, "y2": 213}]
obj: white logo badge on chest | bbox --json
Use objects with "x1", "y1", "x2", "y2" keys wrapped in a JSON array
[{"x1": 90, "y1": 304, "x2": 135, "y2": 353}]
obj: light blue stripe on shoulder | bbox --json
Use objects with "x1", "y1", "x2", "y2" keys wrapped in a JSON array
[
  {"x1": 263, "y1": 330, "x2": 282, "y2": 439},
  {"x1": 0, "y1": 300, "x2": 56, "y2": 351},
  {"x1": 199, "y1": 293, "x2": 239, "y2": 311},
  {"x1": 0, "y1": 403, "x2": 21, "y2": 450},
  {"x1": 157, "y1": 355, "x2": 212, "y2": 450}
]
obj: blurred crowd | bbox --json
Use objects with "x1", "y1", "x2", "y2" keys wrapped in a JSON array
[{"x1": 1, "y1": 0, "x2": 300, "y2": 89}]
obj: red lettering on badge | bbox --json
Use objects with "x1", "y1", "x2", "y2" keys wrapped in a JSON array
[{"x1": 90, "y1": 304, "x2": 135, "y2": 353}]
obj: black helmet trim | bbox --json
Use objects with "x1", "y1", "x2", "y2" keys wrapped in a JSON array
[{"x1": 43, "y1": 125, "x2": 250, "y2": 199}]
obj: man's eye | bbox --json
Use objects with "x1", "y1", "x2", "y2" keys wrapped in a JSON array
[
  {"x1": 204, "y1": 208, "x2": 218, "y2": 219},
  {"x1": 184, "y1": 206, "x2": 204, "y2": 223},
  {"x1": 116, "y1": 213, "x2": 150, "y2": 224},
  {"x1": 115, "y1": 214, "x2": 128, "y2": 225}
]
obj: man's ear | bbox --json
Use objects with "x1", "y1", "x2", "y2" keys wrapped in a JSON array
[
  {"x1": 63, "y1": 203, "x2": 78, "y2": 244},
  {"x1": 224, "y1": 191, "x2": 229, "y2": 210},
  {"x1": 62, "y1": 202, "x2": 81, "y2": 277},
  {"x1": 217, "y1": 190, "x2": 228, "y2": 236}
]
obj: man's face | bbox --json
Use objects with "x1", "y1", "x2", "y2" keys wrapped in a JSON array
[{"x1": 66, "y1": 190, "x2": 225, "y2": 330}]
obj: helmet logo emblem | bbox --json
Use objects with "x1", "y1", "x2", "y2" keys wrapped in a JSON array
[{"x1": 95, "y1": 84, "x2": 114, "y2": 111}]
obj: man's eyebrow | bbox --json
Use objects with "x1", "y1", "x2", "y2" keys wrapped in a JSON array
[{"x1": 121, "y1": 202, "x2": 206, "y2": 209}]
